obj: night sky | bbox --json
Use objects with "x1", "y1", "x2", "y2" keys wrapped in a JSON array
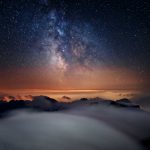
[{"x1": 0, "y1": 0, "x2": 150, "y2": 90}]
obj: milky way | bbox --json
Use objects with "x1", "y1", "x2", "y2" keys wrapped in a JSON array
[{"x1": 28, "y1": 9, "x2": 107, "y2": 73}]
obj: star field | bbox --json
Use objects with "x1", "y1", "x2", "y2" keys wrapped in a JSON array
[{"x1": 0, "y1": 0, "x2": 150, "y2": 90}]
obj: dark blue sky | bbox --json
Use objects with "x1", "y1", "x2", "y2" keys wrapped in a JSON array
[{"x1": 0, "y1": 0, "x2": 150, "y2": 90}]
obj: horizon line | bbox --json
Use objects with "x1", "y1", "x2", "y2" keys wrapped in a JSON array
[{"x1": 0, "y1": 88, "x2": 148, "y2": 92}]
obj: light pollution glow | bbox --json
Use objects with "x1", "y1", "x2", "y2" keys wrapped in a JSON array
[
  {"x1": 0, "y1": 65, "x2": 145, "y2": 91},
  {"x1": 0, "y1": 89, "x2": 149, "y2": 102},
  {"x1": 0, "y1": 63, "x2": 149, "y2": 101}
]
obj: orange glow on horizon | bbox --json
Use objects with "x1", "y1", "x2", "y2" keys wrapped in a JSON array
[{"x1": 0, "y1": 65, "x2": 149, "y2": 92}]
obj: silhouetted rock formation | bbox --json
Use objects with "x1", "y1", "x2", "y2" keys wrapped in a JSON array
[
  {"x1": 116, "y1": 98, "x2": 131, "y2": 103},
  {"x1": 0, "y1": 97, "x2": 142, "y2": 116},
  {"x1": 31, "y1": 96, "x2": 58, "y2": 111},
  {"x1": 0, "y1": 100, "x2": 28, "y2": 116},
  {"x1": 61, "y1": 96, "x2": 71, "y2": 101},
  {"x1": 111, "y1": 98, "x2": 140, "y2": 109},
  {"x1": 0, "y1": 96, "x2": 59, "y2": 114},
  {"x1": 80, "y1": 98, "x2": 88, "y2": 101}
]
